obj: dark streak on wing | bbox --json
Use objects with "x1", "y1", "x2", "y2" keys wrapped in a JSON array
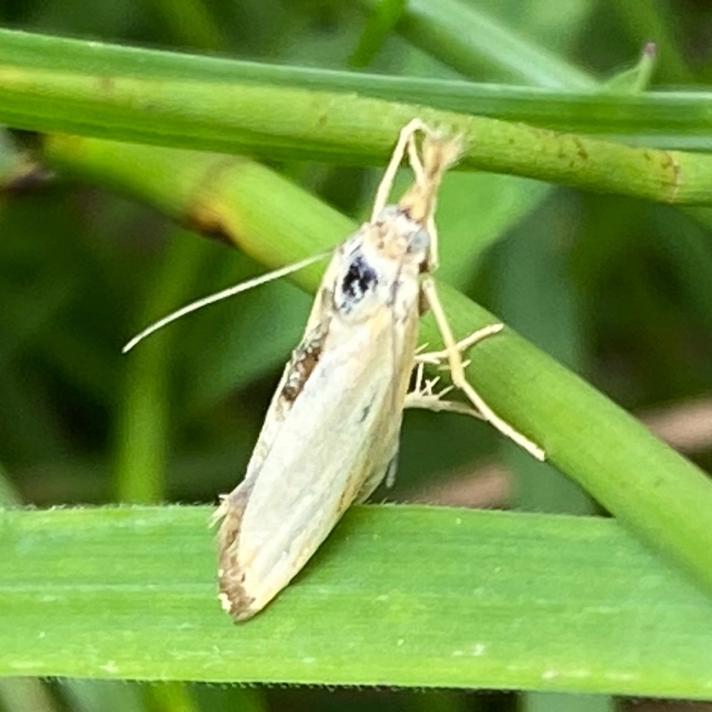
[
  {"x1": 358, "y1": 401, "x2": 372, "y2": 423},
  {"x1": 216, "y1": 485, "x2": 256, "y2": 621},
  {"x1": 280, "y1": 322, "x2": 329, "y2": 403}
]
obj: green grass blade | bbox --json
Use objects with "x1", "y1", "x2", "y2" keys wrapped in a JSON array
[
  {"x1": 42, "y1": 135, "x2": 712, "y2": 607},
  {"x1": 359, "y1": 0, "x2": 597, "y2": 89},
  {"x1": 611, "y1": 2, "x2": 694, "y2": 85},
  {"x1": 2, "y1": 28, "x2": 712, "y2": 150},
  {"x1": 3, "y1": 31, "x2": 712, "y2": 205},
  {"x1": 147, "y1": 0, "x2": 226, "y2": 52},
  {"x1": 350, "y1": 0, "x2": 406, "y2": 67},
  {"x1": 4, "y1": 69, "x2": 712, "y2": 207},
  {"x1": 2, "y1": 505, "x2": 712, "y2": 698},
  {"x1": 114, "y1": 236, "x2": 211, "y2": 504},
  {"x1": 603, "y1": 42, "x2": 657, "y2": 94}
]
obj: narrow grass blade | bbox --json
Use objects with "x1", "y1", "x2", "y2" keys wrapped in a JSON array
[
  {"x1": 2, "y1": 28, "x2": 712, "y2": 150},
  {"x1": 4, "y1": 36, "x2": 712, "y2": 203},
  {"x1": 359, "y1": 0, "x2": 598, "y2": 89},
  {"x1": 2, "y1": 505, "x2": 711, "y2": 698}
]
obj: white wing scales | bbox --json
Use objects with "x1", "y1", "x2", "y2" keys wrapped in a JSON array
[
  {"x1": 217, "y1": 304, "x2": 418, "y2": 619},
  {"x1": 215, "y1": 204, "x2": 432, "y2": 620}
]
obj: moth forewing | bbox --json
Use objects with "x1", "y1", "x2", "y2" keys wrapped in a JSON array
[{"x1": 216, "y1": 220, "x2": 426, "y2": 620}]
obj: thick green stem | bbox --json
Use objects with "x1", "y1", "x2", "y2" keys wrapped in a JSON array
[
  {"x1": 2, "y1": 65, "x2": 712, "y2": 205},
  {"x1": 2, "y1": 28, "x2": 712, "y2": 147}
]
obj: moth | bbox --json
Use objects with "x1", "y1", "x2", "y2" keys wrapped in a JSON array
[{"x1": 124, "y1": 119, "x2": 544, "y2": 622}]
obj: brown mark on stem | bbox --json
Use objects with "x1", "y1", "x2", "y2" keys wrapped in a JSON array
[
  {"x1": 662, "y1": 150, "x2": 682, "y2": 203},
  {"x1": 97, "y1": 76, "x2": 115, "y2": 93},
  {"x1": 573, "y1": 137, "x2": 589, "y2": 161},
  {"x1": 183, "y1": 157, "x2": 244, "y2": 245},
  {"x1": 184, "y1": 203, "x2": 233, "y2": 245}
]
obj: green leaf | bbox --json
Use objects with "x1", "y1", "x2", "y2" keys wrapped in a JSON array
[
  {"x1": 358, "y1": 0, "x2": 597, "y2": 88},
  {"x1": 610, "y1": 1, "x2": 694, "y2": 85},
  {"x1": 2, "y1": 27, "x2": 711, "y2": 149},
  {"x1": 603, "y1": 42, "x2": 657, "y2": 94},
  {"x1": 4, "y1": 30, "x2": 712, "y2": 192},
  {"x1": 351, "y1": 0, "x2": 407, "y2": 68},
  {"x1": 2, "y1": 505, "x2": 711, "y2": 698},
  {"x1": 114, "y1": 235, "x2": 211, "y2": 503}
]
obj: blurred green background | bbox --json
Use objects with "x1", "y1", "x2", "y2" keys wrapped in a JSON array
[{"x1": 1, "y1": 1, "x2": 711, "y2": 711}]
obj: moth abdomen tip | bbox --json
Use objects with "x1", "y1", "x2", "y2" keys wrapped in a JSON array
[{"x1": 217, "y1": 582, "x2": 258, "y2": 622}]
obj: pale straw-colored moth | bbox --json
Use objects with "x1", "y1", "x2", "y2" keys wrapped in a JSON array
[{"x1": 124, "y1": 119, "x2": 544, "y2": 621}]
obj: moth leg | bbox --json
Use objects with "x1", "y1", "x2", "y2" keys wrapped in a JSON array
[
  {"x1": 406, "y1": 362, "x2": 485, "y2": 420},
  {"x1": 426, "y1": 213, "x2": 440, "y2": 275},
  {"x1": 371, "y1": 118, "x2": 433, "y2": 221},
  {"x1": 415, "y1": 323, "x2": 504, "y2": 366},
  {"x1": 407, "y1": 132, "x2": 426, "y2": 187},
  {"x1": 419, "y1": 277, "x2": 546, "y2": 461}
]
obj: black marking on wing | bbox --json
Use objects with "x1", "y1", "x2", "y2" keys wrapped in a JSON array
[
  {"x1": 340, "y1": 254, "x2": 378, "y2": 309},
  {"x1": 358, "y1": 402, "x2": 372, "y2": 423}
]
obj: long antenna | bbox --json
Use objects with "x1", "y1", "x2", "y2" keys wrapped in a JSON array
[{"x1": 122, "y1": 250, "x2": 331, "y2": 354}]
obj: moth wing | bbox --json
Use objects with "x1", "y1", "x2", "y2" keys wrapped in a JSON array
[
  {"x1": 214, "y1": 251, "x2": 344, "y2": 521},
  {"x1": 355, "y1": 445, "x2": 399, "y2": 503},
  {"x1": 218, "y1": 309, "x2": 417, "y2": 620}
]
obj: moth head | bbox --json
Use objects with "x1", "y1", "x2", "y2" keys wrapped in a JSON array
[{"x1": 371, "y1": 205, "x2": 431, "y2": 268}]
